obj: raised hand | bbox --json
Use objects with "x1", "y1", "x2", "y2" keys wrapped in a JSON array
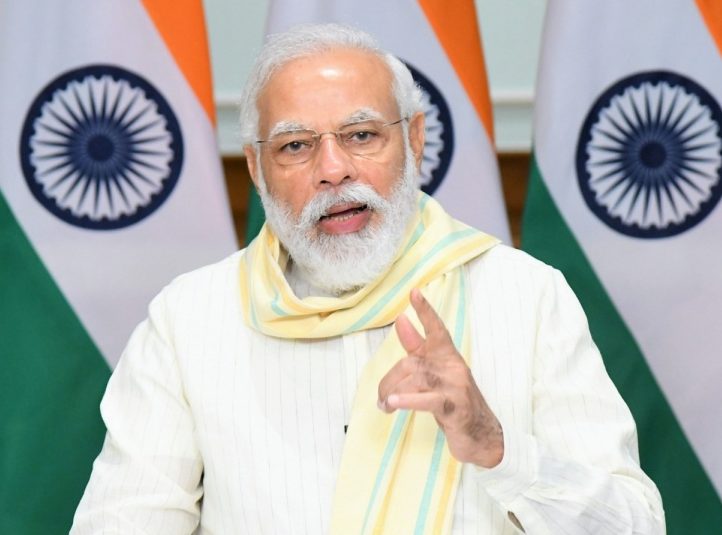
[{"x1": 377, "y1": 288, "x2": 504, "y2": 468}]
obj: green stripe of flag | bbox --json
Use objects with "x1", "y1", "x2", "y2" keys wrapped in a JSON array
[
  {"x1": 245, "y1": 184, "x2": 265, "y2": 245},
  {"x1": 0, "y1": 192, "x2": 110, "y2": 534},
  {"x1": 521, "y1": 156, "x2": 722, "y2": 533}
]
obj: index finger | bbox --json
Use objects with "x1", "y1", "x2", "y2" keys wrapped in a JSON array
[
  {"x1": 394, "y1": 312, "x2": 425, "y2": 355},
  {"x1": 409, "y1": 288, "x2": 452, "y2": 344}
]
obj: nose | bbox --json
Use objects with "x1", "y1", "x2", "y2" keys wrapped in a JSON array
[{"x1": 312, "y1": 133, "x2": 356, "y2": 188}]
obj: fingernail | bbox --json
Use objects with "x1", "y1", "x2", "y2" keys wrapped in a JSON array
[
  {"x1": 377, "y1": 399, "x2": 386, "y2": 411},
  {"x1": 387, "y1": 394, "x2": 399, "y2": 407}
]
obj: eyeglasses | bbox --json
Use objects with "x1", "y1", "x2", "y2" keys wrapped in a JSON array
[{"x1": 256, "y1": 118, "x2": 406, "y2": 166}]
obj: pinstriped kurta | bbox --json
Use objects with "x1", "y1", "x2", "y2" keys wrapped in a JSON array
[{"x1": 71, "y1": 245, "x2": 664, "y2": 534}]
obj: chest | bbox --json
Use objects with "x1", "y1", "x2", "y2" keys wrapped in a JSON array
[{"x1": 172, "y1": 289, "x2": 536, "y2": 534}]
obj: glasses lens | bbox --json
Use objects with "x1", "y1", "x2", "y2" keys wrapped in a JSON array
[
  {"x1": 263, "y1": 119, "x2": 401, "y2": 165},
  {"x1": 269, "y1": 131, "x2": 316, "y2": 165},
  {"x1": 339, "y1": 121, "x2": 388, "y2": 155}
]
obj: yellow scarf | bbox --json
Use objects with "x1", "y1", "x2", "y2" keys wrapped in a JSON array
[{"x1": 239, "y1": 193, "x2": 498, "y2": 534}]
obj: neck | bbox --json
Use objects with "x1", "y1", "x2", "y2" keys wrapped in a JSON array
[{"x1": 284, "y1": 256, "x2": 354, "y2": 298}]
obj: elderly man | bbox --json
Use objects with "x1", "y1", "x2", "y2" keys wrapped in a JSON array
[{"x1": 72, "y1": 24, "x2": 664, "y2": 534}]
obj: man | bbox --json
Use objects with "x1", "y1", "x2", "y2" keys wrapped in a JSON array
[{"x1": 72, "y1": 24, "x2": 665, "y2": 534}]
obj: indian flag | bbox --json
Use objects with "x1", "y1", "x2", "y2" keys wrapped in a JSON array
[
  {"x1": 0, "y1": 2, "x2": 236, "y2": 532},
  {"x1": 246, "y1": 0, "x2": 511, "y2": 244},
  {"x1": 522, "y1": 1, "x2": 722, "y2": 531}
]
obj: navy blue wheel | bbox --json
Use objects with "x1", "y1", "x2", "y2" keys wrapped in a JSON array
[
  {"x1": 404, "y1": 62, "x2": 454, "y2": 196},
  {"x1": 19, "y1": 64, "x2": 183, "y2": 230},
  {"x1": 576, "y1": 70, "x2": 722, "y2": 238}
]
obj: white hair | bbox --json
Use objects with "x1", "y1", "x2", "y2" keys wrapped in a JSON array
[
  {"x1": 256, "y1": 134, "x2": 419, "y2": 295},
  {"x1": 239, "y1": 23, "x2": 424, "y2": 146}
]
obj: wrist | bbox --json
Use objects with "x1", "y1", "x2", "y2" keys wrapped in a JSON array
[{"x1": 471, "y1": 427, "x2": 504, "y2": 468}]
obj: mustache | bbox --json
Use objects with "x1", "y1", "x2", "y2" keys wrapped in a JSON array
[{"x1": 296, "y1": 183, "x2": 389, "y2": 230}]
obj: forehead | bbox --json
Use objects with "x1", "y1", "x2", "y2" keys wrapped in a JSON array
[{"x1": 256, "y1": 48, "x2": 398, "y2": 134}]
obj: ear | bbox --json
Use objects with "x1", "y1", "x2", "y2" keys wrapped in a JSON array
[
  {"x1": 244, "y1": 145, "x2": 260, "y2": 189},
  {"x1": 407, "y1": 111, "x2": 425, "y2": 171}
]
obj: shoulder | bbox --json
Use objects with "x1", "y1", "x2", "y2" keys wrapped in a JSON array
[
  {"x1": 146, "y1": 249, "x2": 247, "y2": 320},
  {"x1": 467, "y1": 243, "x2": 589, "y2": 323},
  {"x1": 465, "y1": 243, "x2": 577, "y2": 311},
  {"x1": 165, "y1": 249, "x2": 245, "y2": 295},
  {"x1": 467, "y1": 243, "x2": 560, "y2": 284}
]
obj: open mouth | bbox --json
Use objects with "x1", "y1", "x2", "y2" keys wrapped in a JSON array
[{"x1": 319, "y1": 203, "x2": 369, "y2": 222}]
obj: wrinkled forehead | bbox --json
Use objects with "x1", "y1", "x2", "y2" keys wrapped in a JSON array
[{"x1": 256, "y1": 48, "x2": 398, "y2": 136}]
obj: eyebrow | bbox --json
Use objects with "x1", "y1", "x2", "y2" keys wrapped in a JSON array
[
  {"x1": 266, "y1": 108, "x2": 386, "y2": 138},
  {"x1": 343, "y1": 108, "x2": 384, "y2": 125},
  {"x1": 268, "y1": 120, "x2": 308, "y2": 138}
]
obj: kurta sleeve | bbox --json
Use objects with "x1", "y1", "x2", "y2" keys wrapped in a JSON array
[
  {"x1": 474, "y1": 268, "x2": 665, "y2": 534},
  {"x1": 70, "y1": 287, "x2": 203, "y2": 535}
]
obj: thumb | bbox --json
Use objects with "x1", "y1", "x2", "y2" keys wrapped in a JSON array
[{"x1": 394, "y1": 312, "x2": 425, "y2": 355}]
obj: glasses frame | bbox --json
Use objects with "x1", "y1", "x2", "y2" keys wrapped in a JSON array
[{"x1": 255, "y1": 117, "x2": 407, "y2": 165}]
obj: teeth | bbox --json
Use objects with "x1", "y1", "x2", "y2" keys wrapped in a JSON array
[
  {"x1": 328, "y1": 208, "x2": 360, "y2": 221},
  {"x1": 323, "y1": 205, "x2": 366, "y2": 221}
]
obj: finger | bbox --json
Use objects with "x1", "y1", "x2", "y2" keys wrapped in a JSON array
[
  {"x1": 394, "y1": 312, "x2": 425, "y2": 355},
  {"x1": 377, "y1": 356, "x2": 425, "y2": 411},
  {"x1": 386, "y1": 391, "x2": 448, "y2": 415},
  {"x1": 384, "y1": 363, "x2": 443, "y2": 396},
  {"x1": 409, "y1": 288, "x2": 453, "y2": 345}
]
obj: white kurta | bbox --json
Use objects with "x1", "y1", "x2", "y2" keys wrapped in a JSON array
[{"x1": 71, "y1": 245, "x2": 664, "y2": 534}]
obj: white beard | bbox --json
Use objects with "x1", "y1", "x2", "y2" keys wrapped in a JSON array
[{"x1": 257, "y1": 149, "x2": 419, "y2": 295}]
